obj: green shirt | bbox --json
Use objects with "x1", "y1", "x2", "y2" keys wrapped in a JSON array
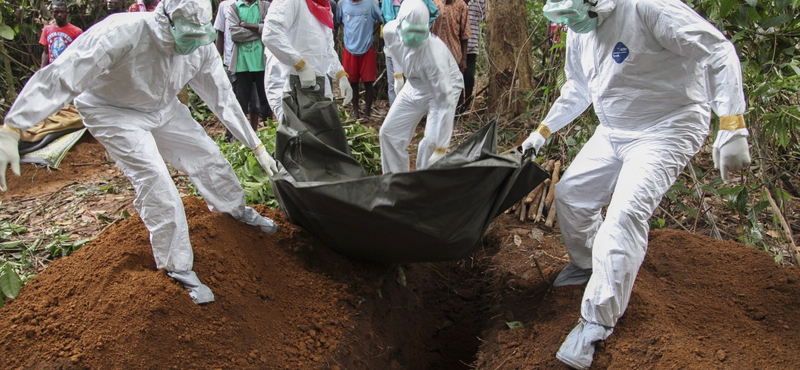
[{"x1": 235, "y1": 0, "x2": 264, "y2": 73}]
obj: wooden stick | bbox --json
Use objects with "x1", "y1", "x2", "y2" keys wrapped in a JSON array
[
  {"x1": 544, "y1": 160, "x2": 561, "y2": 212},
  {"x1": 544, "y1": 159, "x2": 555, "y2": 173},
  {"x1": 545, "y1": 202, "x2": 557, "y2": 228},
  {"x1": 524, "y1": 183, "x2": 542, "y2": 204},
  {"x1": 765, "y1": 187, "x2": 800, "y2": 263},
  {"x1": 518, "y1": 201, "x2": 527, "y2": 222},
  {"x1": 513, "y1": 200, "x2": 523, "y2": 219},
  {"x1": 536, "y1": 179, "x2": 550, "y2": 223},
  {"x1": 527, "y1": 183, "x2": 546, "y2": 220}
]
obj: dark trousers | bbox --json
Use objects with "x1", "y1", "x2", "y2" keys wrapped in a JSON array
[
  {"x1": 234, "y1": 71, "x2": 271, "y2": 126},
  {"x1": 459, "y1": 53, "x2": 478, "y2": 114}
]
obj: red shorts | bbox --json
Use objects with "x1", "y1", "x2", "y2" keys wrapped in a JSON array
[{"x1": 342, "y1": 46, "x2": 377, "y2": 83}]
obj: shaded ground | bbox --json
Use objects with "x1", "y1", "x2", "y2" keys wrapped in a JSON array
[{"x1": 2, "y1": 131, "x2": 800, "y2": 369}]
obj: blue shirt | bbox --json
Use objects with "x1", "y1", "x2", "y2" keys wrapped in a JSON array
[
  {"x1": 380, "y1": 0, "x2": 439, "y2": 28},
  {"x1": 337, "y1": 0, "x2": 383, "y2": 55}
]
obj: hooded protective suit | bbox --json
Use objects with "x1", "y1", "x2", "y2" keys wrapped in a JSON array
[
  {"x1": 1, "y1": 0, "x2": 278, "y2": 305},
  {"x1": 522, "y1": 0, "x2": 749, "y2": 368},
  {"x1": 379, "y1": 0, "x2": 464, "y2": 173},
  {"x1": 261, "y1": 0, "x2": 351, "y2": 116}
]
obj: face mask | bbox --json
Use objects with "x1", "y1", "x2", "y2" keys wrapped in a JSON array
[
  {"x1": 543, "y1": 0, "x2": 598, "y2": 34},
  {"x1": 567, "y1": 16, "x2": 598, "y2": 33},
  {"x1": 165, "y1": 9, "x2": 216, "y2": 55},
  {"x1": 399, "y1": 20, "x2": 429, "y2": 48}
]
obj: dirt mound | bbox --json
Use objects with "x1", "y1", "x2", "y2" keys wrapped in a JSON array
[
  {"x1": 0, "y1": 197, "x2": 356, "y2": 369},
  {"x1": 4, "y1": 139, "x2": 800, "y2": 369},
  {"x1": 474, "y1": 227, "x2": 800, "y2": 369}
]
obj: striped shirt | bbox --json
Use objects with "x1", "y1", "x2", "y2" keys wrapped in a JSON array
[{"x1": 466, "y1": 0, "x2": 485, "y2": 55}]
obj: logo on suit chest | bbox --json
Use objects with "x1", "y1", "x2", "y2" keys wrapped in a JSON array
[{"x1": 612, "y1": 42, "x2": 629, "y2": 63}]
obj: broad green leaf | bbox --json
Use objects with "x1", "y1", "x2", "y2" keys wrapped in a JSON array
[
  {"x1": 760, "y1": 14, "x2": 794, "y2": 30},
  {"x1": 719, "y1": 0, "x2": 738, "y2": 17},
  {"x1": 0, "y1": 24, "x2": 13, "y2": 40},
  {"x1": 0, "y1": 264, "x2": 21, "y2": 299},
  {"x1": 744, "y1": 0, "x2": 757, "y2": 6},
  {"x1": 776, "y1": 0, "x2": 791, "y2": 9}
]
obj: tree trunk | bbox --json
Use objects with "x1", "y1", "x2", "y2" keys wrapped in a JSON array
[{"x1": 485, "y1": 0, "x2": 534, "y2": 116}]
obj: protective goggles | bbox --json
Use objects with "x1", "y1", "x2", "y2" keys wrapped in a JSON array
[
  {"x1": 164, "y1": 8, "x2": 216, "y2": 54},
  {"x1": 399, "y1": 20, "x2": 429, "y2": 48},
  {"x1": 542, "y1": 0, "x2": 593, "y2": 24}
]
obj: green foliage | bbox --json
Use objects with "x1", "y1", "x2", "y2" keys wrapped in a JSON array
[
  {"x1": 43, "y1": 228, "x2": 92, "y2": 258},
  {"x1": 0, "y1": 262, "x2": 22, "y2": 308},
  {"x1": 343, "y1": 123, "x2": 381, "y2": 176},
  {"x1": 187, "y1": 87, "x2": 215, "y2": 122},
  {"x1": 215, "y1": 122, "x2": 280, "y2": 208},
  {"x1": 214, "y1": 116, "x2": 381, "y2": 208}
]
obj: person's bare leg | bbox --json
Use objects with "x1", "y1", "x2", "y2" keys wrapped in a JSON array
[
  {"x1": 364, "y1": 81, "x2": 374, "y2": 121},
  {"x1": 351, "y1": 81, "x2": 361, "y2": 119},
  {"x1": 249, "y1": 111, "x2": 259, "y2": 131}
]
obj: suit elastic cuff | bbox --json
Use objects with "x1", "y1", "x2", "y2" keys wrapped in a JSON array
[
  {"x1": 719, "y1": 115, "x2": 746, "y2": 131},
  {"x1": 335, "y1": 70, "x2": 348, "y2": 80},
  {"x1": 293, "y1": 59, "x2": 306, "y2": 72},
  {"x1": 536, "y1": 124, "x2": 552, "y2": 139}
]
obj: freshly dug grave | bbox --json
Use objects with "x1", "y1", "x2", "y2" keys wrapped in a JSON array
[
  {"x1": 0, "y1": 195, "x2": 492, "y2": 370},
  {"x1": 3, "y1": 139, "x2": 800, "y2": 369},
  {"x1": 473, "y1": 226, "x2": 800, "y2": 369}
]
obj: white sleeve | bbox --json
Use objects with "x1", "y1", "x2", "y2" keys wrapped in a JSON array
[
  {"x1": 188, "y1": 46, "x2": 261, "y2": 150},
  {"x1": 4, "y1": 30, "x2": 120, "y2": 130},
  {"x1": 262, "y1": 0, "x2": 303, "y2": 69},
  {"x1": 213, "y1": 1, "x2": 227, "y2": 32},
  {"x1": 325, "y1": 27, "x2": 344, "y2": 78},
  {"x1": 540, "y1": 32, "x2": 592, "y2": 133},
  {"x1": 647, "y1": 1, "x2": 745, "y2": 117},
  {"x1": 383, "y1": 21, "x2": 403, "y2": 75}
]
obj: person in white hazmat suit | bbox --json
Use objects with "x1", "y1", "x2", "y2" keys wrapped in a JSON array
[
  {"x1": 379, "y1": 0, "x2": 464, "y2": 173},
  {"x1": 520, "y1": 0, "x2": 751, "y2": 368},
  {"x1": 261, "y1": 0, "x2": 353, "y2": 123},
  {"x1": 0, "y1": 0, "x2": 280, "y2": 305}
]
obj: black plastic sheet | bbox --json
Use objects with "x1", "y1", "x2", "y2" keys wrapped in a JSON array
[{"x1": 270, "y1": 76, "x2": 549, "y2": 262}]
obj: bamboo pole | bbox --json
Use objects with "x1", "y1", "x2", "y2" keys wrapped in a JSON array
[
  {"x1": 526, "y1": 182, "x2": 546, "y2": 220},
  {"x1": 544, "y1": 160, "x2": 561, "y2": 212},
  {"x1": 536, "y1": 179, "x2": 550, "y2": 223},
  {"x1": 545, "y1": 202, "x2": 557, "y2": 228}
]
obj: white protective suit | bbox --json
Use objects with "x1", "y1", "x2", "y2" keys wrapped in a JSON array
[
  {"x1": 2, "y1": 0, "x2": 278, "y2": 304},
  {"x1": 379, "y1": 0, "x2": 464, "y2": 173},
  {"x1": 261, "y1": 0, "x2": 347, "y2": 116},
  {"x1": 264, "y1": 50, "x2": 289, "y2": 123},
  {"x1": 530, "y1": 0, "x2": 748, "y2": 368}
]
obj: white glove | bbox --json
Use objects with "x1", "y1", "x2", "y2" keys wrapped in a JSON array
[
  {"x1": 394, "y1": 74, "x2": 405, "y2": 96},
  {"x1": 253, "y1": 144, "x2": 277, "y2": 177},
  {"x1": 521, "y1": 131, "x2": 546, "y2": 155},
  {"x1": 339, "y1": 76, "x2": 353, "y2": 106},
  {"x1": 713, "y1": 135, "x2": 751, "y2": 182},
  {"x1": 428, "y1": 149, "x2": 445, "y2": 165},
  {"x1": 296, "y1": 62, "x2": 316, "y2": 88},
  {"x1": 0, "y1": 126, "x2": 21, "y2": 192}
]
